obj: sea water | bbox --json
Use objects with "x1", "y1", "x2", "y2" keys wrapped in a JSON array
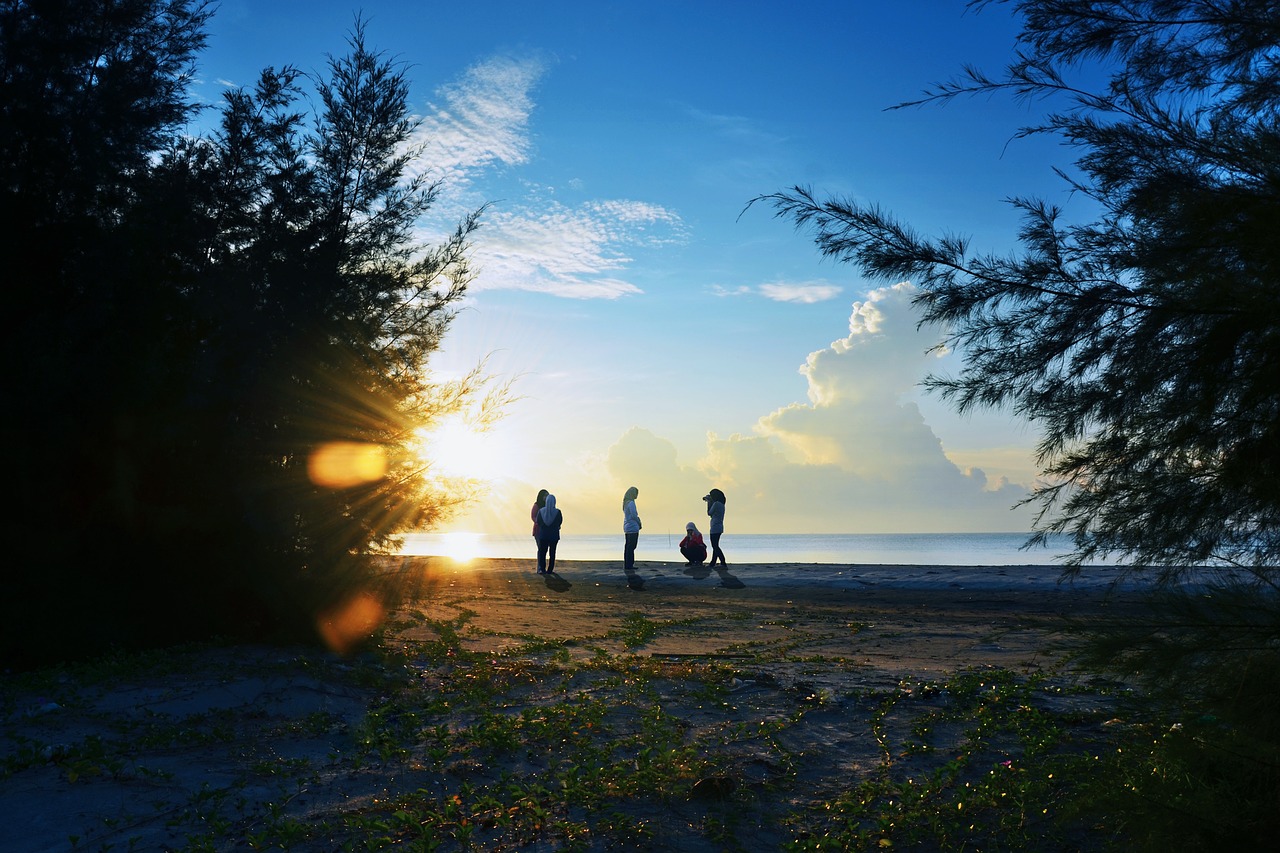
[{"x1": 397, "y1": 531, "x2": 1084, "y2": 566}]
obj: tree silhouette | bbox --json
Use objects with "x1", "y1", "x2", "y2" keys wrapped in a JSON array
[
  {"x1": 1, "y1": 2, "x2": 492, "y2": 665},
  {"x1": 758, "y1": 0, "x2": 1280, "y2": 579}
]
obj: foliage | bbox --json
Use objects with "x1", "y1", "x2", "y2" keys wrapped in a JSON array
[
  {"x1": 0, "y1": 2, "x2": 491, "y2": 666},
  {"x1": 756, "y1": 6, "x2": 1280, "y2": 843},
  {"x1": 1055, "y1": 584, "x2": 1280, "y2": 850},
  {"x1": 4, "y1": 595, "x2": 1131, "y2": 851},
  {"x1": 754, "y1": 0, "x2": 1280, "y2": 578}
]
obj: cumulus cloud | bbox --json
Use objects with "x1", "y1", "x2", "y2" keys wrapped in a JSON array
[
  {"x1": 587, "y1": 282, "x2": 1035, "y2": 533},
  {"x1": 471, "y1": 198, "x2": 686, "y2": 299}
]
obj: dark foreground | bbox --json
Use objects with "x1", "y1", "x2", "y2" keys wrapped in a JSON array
[{"x1": 1, "y1": 559, "x2": 1151, "y2": 851}]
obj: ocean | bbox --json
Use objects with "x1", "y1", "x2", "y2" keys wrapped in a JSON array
[{"x1": 397, "y1": 531, "x2": 1085, "y2": 566}]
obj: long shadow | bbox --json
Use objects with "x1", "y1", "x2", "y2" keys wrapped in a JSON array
[
  {"x1": 624, "y1": 568, "x2": 645, "y2": 590},
  {"x1": 543, "y1": 572, "x2": 571, "y2": 592},
  {"x1": 714, "y1": 566, "x2": 745, "y2": 589}
]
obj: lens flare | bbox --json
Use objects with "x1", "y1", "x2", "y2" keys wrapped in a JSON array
[
  {"x1": 317, "y1": 592, "x2": 385, "y2": 655},
  {"x1": 308, "y1": 442, "x2": 387, "y2": 488}
]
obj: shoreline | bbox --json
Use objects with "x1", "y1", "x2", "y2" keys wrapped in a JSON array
[
  {"x1": 396, "y1": 530, "x2": 1078, "y2": 568},
  {"x1": 383, "y1": 555, "x2": 1166, "y2": 593}
]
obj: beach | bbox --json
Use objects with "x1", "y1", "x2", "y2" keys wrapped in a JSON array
[
  {"x1": 389, "y1": 557, "x2": 1146, "y2": 676},
  {"x1": 2, "y1": 558, "x2": 1147, "y2": 851}
]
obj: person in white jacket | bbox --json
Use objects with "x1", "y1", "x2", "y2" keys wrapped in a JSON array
[{"x1": 622, "y1": 486, "x2": 641, "y2": 573}]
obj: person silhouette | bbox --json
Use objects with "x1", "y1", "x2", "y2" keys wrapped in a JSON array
[
  {"x1": 530, "y1": 488, "x2": 548, "y2": 570},
  {"x1": 703, "y1": 488, "x2": 727, "y2": 568},
  {"x1": 622, "y1": 486, "x2": 641, "y2": 573},
  {"x1": 536, "y1": 493, "x2": 563, "y2": 574}
]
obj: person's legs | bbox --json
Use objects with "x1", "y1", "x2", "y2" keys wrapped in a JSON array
[
  {"x1": 537, "y1": 540, "x2": 548, "y2": 573},
  {"x1": 680, "y1": 544, "x2": 695, "y2": 564},
  {"x1": 624, "y1": 532, "x2": 638, "y2": 572},
  {"x1": 546, "y1": 540, "x2": 558, "y2": 573},
  {"x1": 710, "y1": 533, "x2": 725, "y2": 567}
]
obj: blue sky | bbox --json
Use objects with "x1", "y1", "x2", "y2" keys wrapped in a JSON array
[{"x1": 195, "y1": 1, "x2": 1089, "y2": 537}]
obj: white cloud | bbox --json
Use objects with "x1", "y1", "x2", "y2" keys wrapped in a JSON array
[
  {"x1": 471, "y1": 198, "x2": 685, "y2": 299},
  {"x1": 759, "y1": 281, "x2": 843, "y2": 303},
  {"x1": 404, "y1": 54, "x2": 687, "y2": 300},
  {"x1": 711, "y1": 284, "x2": 755, "y2": 297},
  {"x1": 442, "y1": 283, "x2": 1039, "y2": 534},
  {"x1": 408, "y1": 55, "x2": 546, "y2": 189},
  {"x1": 711, "y1": 280, "x2": 844, "y2": 303},
  {"x1": 576, "y1": 283, "x2": 1036, "y2": 533}
]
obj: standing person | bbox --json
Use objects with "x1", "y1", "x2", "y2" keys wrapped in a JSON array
[
  {"x1": 622, "y1": 486, "x2": 641, "y2": 573},
  {"x1": 536, "y1": 494, "x2": 563, "y2": 575},
  {"x1": 530, "y1": 489, "x2": 548, "y2": 568},
  {"x1": 678, "y1": 522, "x2": 707, "y2": 566},
  {"x1": 703, "y1": 488, "x2": 727, "y2": 568}
]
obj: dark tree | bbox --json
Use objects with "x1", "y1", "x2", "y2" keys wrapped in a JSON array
[
  {"x1": 1, "y1": 4, "x2": 489, "y2": 665},
  {"x1": 758, "y1": 0, "x2": 1280, "y2": 580},
  {"x1": 1, "y1": 0, "x2": 215, "y2": 663}
]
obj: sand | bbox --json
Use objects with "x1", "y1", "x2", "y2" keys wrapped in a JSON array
[
  {"x1": 1, "y1": 559, "x2": 1147, "y2": 851},
  {"x1": 391, "y1": 557, "x2": 1143, "y2": 675}
]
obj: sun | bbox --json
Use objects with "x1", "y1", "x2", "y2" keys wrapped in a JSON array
[
  {"x1": 434, "y1": 531, "x2": 484, "y2": 562},
  {"x1": 414, "y1": 414, "x2": 512, "y2": 482}
]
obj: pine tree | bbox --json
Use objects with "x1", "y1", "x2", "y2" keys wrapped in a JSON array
[
  {"x1": 758, "y1": 0, "x2": 1280, "y2": 578},
  {"x1": 1, "y1": 4, "x2": 493, "y2": 664}
]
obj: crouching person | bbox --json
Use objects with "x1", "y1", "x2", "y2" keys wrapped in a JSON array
[{"x1": 679, "y1": 522, "x2": 707, "y2": 565}]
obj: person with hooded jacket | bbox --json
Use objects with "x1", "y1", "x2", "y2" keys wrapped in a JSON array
[
  {"x1": 678, "y1": 522, "x2": 707, "y2": 565},
  {"x1": 536, "y1": 493, "x2": 563, "y2": 574},
  {"x1": 703, "y1": 488, "x2": 727, "y2": 568}
]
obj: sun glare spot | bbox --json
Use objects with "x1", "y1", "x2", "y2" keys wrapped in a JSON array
[
  {"x1": 436, "y1": 531, "x2": 483, "y2": 563},
  {"x1": 309, "y1": 442, "x2": 386, "y2": 488},
  {"x1": 414, "y1": 415, "x2": 512, "y2": 481}
]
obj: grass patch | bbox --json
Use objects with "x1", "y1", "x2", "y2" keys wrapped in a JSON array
[{"x1": 13, "y1": 584, "x2": 1276, "y2": 850}]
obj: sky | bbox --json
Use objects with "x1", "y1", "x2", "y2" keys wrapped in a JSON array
[{"x1": 194, "y1": 1, "x2": 1094, "y2": 538}]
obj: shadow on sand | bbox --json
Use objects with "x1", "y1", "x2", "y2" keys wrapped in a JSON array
[
  {"x1": 681, "y1": 562, "x2": 745, "y2": 588},
  {"x1": 682, "y1": 562, "x2": 712, "y2": 580},
  {"x1": 542, "y1": 572, "x2": 571, "y2": 592},
  {"x1": 715, "y1": 566, "x2": 745, "y2": 588}
]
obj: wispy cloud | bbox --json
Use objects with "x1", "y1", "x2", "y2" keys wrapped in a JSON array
[
  {"x1": 710, "y1": 284, "x2": 754, "y2": 297},
  {"x1": 408, "y1": 55, "x2": 547, "y2": 189},
  {"x1": 473, "y1": 198, "x2": 685, "y2": 299},
  {"x1": 759, "y1": 281, "x2": 843, "y2": 303},
  {"x1": 405, "y1": 54, "x2": 688, "y2": 299},
  {"x1": 712, "y1": 281, "x2": 843, "y2": 303},
  {"x1": 686, "y1": 106, "x2": 788, "y2": 147}
]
